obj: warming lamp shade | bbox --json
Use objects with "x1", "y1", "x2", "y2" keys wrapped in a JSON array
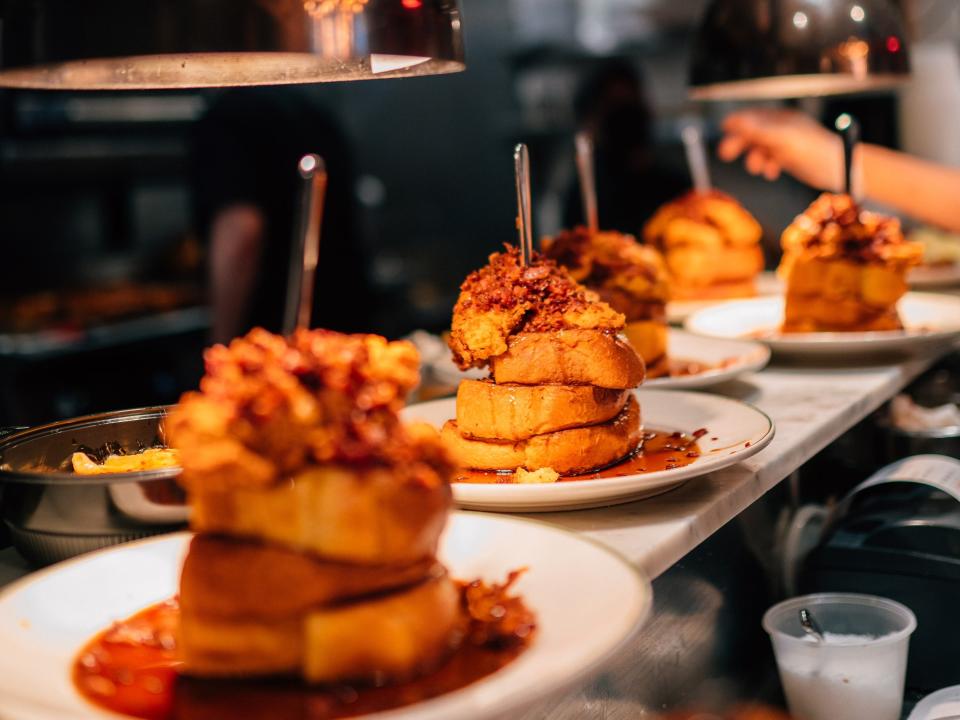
[
  {"x1": 0, "y1": 0, "x2": 465, "y2": 89},
  {"x1": 689, "y1": 0, "x2": 909, "y2": 100}
]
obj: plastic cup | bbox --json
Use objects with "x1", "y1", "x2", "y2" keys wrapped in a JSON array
[{"x1": 762, "y1": 593, "x2": 916, "y2": 720}]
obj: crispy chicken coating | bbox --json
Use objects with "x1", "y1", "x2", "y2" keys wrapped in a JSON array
[
  {"x1": 542, "y1": 226, "x2": 669, "y2": 321},
  {"x1": 166, "y1": 328, "x2": 453, "y2": 492},
  {"x1": 448, "y1": 245, "x2": 624, "y2": 370}
]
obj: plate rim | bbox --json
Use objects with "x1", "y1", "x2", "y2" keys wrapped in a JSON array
[
  {"x1": 644, "y1": 329, "x2": 771, "y2": 389},
  {"x1": 405, "y1": 389, "x2": 776, "y2": 504},
  {"x1": 0, "y1": 513, "x2": 654, "y2": 720},
  {"x1": 683, "y1": 292, "x2": 960, "y2": 346}
]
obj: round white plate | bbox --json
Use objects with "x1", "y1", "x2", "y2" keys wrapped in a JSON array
[
  {"x1": 404, "y1": 390, "x2": 774, "y2": 512},
  {"x1": 645, "y1": 330, "x2": 770, "y2": 390},
  {"x1": 909, "y1": 263, "x2": 960, "y2": 288},
  {"x1": 684, "y1": 292, "x2": 960, "y2": 357},
  {"x1": 0, "y1": 514, "x2": 651, "y2": 720},
  {"x1": 666, "y1": 271, "x2": 783, "y2": 324},
  {"x1": 422, "y1": 330, "x2": 769, "y2": 391},
  {"x1": 905, "y1": 683, "x2": 960, "y2": 720}
]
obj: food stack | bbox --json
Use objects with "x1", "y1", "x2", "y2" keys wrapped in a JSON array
[
  {"x1": 543, "y1": 226, "x2": 672, "y2": 378},
  {"x1": 165, "y1": 328, "x2": 459, "y2": 683},
  {"x1": 778, "y1": 193, "x2": 923, "y2": 332},
  {"x1": 444, "y1": 246, "x2": 645, "y2": 480},
  {"x1": 643, "y1": 190, "x2": 764, "y2": 300}
]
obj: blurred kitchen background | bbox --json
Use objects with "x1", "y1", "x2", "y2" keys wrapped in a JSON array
[{"x1": 1, "y1": 0, "x2": 957, "y2": 424}]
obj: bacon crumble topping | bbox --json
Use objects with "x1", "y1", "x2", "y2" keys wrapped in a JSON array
[
  {"x1": 448, "y1": 245, "x2": 624, "y2": 369},
  {"x1": 166, "y1": 328, "x2": 453, "y2": 492},
  {"x1": 780, "y1": 193, "x2": 922, "y2": 267},
  {"x1": 543, "y1": 227, "x2": 669, "y2": 321}
]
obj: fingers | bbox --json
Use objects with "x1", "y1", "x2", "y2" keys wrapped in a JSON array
[
  {"x1": 745, "y1": 148, "x2": 768, "y2": 175},
  {"x1": 763, "y1": 159, "x2": 782, "y2": 181},
  {"x1": 717, "y1": 134, "x2": 747, "y2": 161},
  {"x1": 731, "y1": 146, "x2": 782, "y2": 181}
]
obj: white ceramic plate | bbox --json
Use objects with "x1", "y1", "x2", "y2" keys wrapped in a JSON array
[
  {"x1": 423, "y1": 330, "x2": 769, "y2": 391},
  {"x1": 666, "y1": 271, "x2": 783, "y2": 324},
  {"x1": 0, "y1": 514, "x2": 651, "y2": 720},
  {"x1": 404, "y1": 390, "x2": 774, "y2": 512},
  {"x1": 684, "y1": 292, "x2": 960, "y2": 357},
  {"x1": 909, "y1": 263, "x2": 960, "y2": 288},
  {"x1": 645, "y1": 330, "x2": 770, "y2": 390},
  {"x1": 906, "y1": 683, "x2": 960, "y2": 720}
]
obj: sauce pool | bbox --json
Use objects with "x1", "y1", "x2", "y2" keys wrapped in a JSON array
[
  {"x1": 455, "y1": 428, "x2": 702, "y2": 484},
  {"x1": 74, "y1": 596, "x2": 530, "y2": 720}
]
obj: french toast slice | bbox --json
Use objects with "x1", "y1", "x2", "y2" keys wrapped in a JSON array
[
  {"x1": 622, "y1": 320, "x2": 668, "y2": 377},
  {"x1": 489, "y1": 329, "x2": 644, "y2": 389},
  {"x1": 781, "y1": 257, "x2": 908, "y2": 331},
  {"x1": 442, "y1": 395, "x2": 642, "y2": 474},
  {"x1": 190, "y1": 465, "x2": 450, "y2": 565},
  {"x1": 180, "y1": 535, "x2": 441, "y2": 621},
  {"x1": 456, "y1": 380, "x2": 627, "y2": 441},
  {"x1": 179, "y1": 573, "x2": 460, "y2": 683}
]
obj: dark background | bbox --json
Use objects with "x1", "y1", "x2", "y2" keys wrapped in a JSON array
[{"x1": 0, "y1": 0, "x2": 949, "y2": 425}]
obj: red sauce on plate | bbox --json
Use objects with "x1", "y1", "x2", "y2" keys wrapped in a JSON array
[
  {"x1": 455, "y1": 428, "x2": 702, "y2": 484},
  {"x1": 74, "y1": 583, "x2": 532, "y2": 720}
]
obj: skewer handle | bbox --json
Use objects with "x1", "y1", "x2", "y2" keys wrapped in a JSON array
[
  {"x1": 835, "y1": 113, "x2": 861, "y2": 200},
  {"x1": 575, "y1": 131, "x2": 599, "y2": 232},
  {"x1": 283, "y1": 153, "x2": 327, "y2": 334},
  {"x1": 681, "y1": 124, "x2": 712, "y2": 194},
  {"x1": 514, "y1": 143, "x2": 534, "y2": 266}
]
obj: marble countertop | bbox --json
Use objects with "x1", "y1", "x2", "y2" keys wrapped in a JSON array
[{"x1": 523, "y1": 348, "x2": 949, "y2": 580}]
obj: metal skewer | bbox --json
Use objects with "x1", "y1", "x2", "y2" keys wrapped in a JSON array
[
  {"x1": 514, "y1": 143, "x2": 534, "y2": 266},
  {"x1": 283, "y1": 153, "x2": 327, "y2": 334},
  {"x1": 835, "y1": 113, "x2": 861, "y2": 200},
  {"x1": 574, "y1": 131, "x2": 599, "y2": 233},
  {"x1": 681, "y1": 123, "x2": 712, "y2": 194}
]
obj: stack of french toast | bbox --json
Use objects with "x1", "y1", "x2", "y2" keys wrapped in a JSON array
[
  {"x1": 778, "y1": 193, "x2": 923, "y2": 333},
  {"x1": 643, "y1": 189, "x2": 764, "y2": 300},
  {"x1": 543, "y1": 226, "x2": 671, "y2": 378},
  {"x1": 443, "y1": 247, "x2": 645, "y2": 480},
  {"x1": 165, "y1": 329, "x2": 461, "y2": 683}
]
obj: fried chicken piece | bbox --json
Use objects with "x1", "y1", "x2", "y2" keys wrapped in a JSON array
[
  {"x1": 778, "y1": 193, "x2": 922, "y2": 332},
  {"x1": 643, "y1": 190, "x2": 764, "y2": 299},
  {"x1": 542, "y1": 226, "x2": 669, "y2": 321},
  {"x1": 543, "y1": 228, "x2": 670, "y2": 374},
  {"x1": 448, "y1": 245, "x2": 624, "y2": 370},
  {"x1": 166, "y1": 328, "x2": 451, "y2": 492}
]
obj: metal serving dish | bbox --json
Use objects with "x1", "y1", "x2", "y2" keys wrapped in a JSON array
[{"x1": 0, "y1": 406, "x2": 187, "y2": 566}]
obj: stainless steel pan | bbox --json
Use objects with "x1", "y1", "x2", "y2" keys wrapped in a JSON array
[{"x1": 0, "y1": 406, "x2": 187, "y2": 566}]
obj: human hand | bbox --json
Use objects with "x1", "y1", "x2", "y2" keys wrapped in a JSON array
[{"x1": 718, "y1": 108, "x2": 844, "y2": 191}]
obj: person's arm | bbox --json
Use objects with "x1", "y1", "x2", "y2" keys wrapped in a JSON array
[
  {"x1": 858, "y1": 144, "x2": 960, "y2": 232},
  {"x1": 718, "y1": 108, "x2": 960, "y2": 232},
  {"x1": 208, "y1": 204, "x2": 265, "y2": 345}
]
